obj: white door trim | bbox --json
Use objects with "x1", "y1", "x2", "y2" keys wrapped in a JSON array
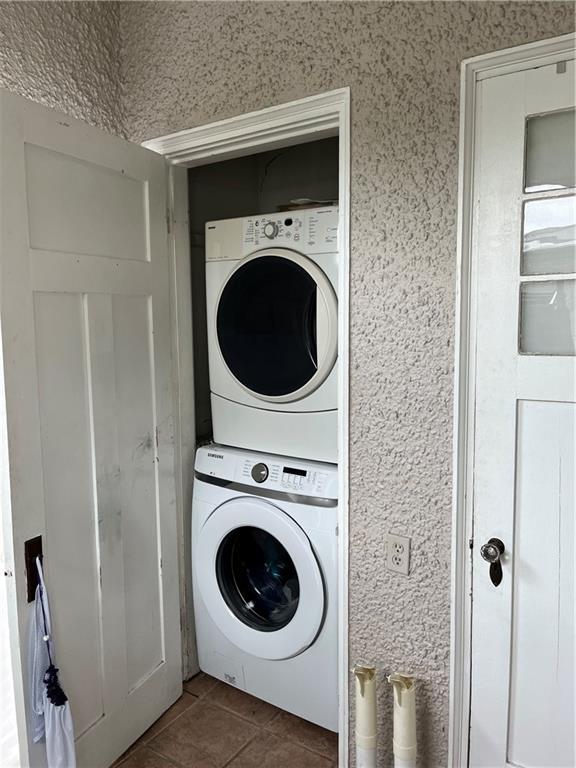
[
  {"x1": 449, "y1": 32, "x2": 576, "y2": 767},
  {"x1": 142, "y1": 88, "x2": 351, "y2": 767},
  {"x1": 142, "y1": 89, "x2": 344, "y2": 166}
]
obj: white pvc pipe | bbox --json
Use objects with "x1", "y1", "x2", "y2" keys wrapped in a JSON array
[
  {"x1": 388, "y1": 673, "x2": 417, "y2": 768},
  {"x1": 353, "y1": 665, "x2": 377, "y2": 768}
]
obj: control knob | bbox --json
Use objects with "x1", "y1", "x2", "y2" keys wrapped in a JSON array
[
  {"x1": 251, "y1": 463, "x2": 269, "y2": 483},
  {"x1": 263, "y1": 221, "x2": 279, "y2": 239}
]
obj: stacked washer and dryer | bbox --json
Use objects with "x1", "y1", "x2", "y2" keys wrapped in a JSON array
[{"x1": 192, "y1": 206, "x2": 340, "y2": 731}]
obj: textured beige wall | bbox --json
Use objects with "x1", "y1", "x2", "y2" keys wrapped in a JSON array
[
  {"x1": 0, "y1": 1, "x2": 123, "y2": 134},
  {"x1": 118, "y1": 4, "x2": 574, "y2": 765}
]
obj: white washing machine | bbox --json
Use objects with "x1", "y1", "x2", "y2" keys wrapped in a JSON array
[
  {"x1": 205, "y1": 206, "x2": 339, "y2": 463},
  {"x1": 192, "y1": 444, "x2": 338, "y2": 731}
]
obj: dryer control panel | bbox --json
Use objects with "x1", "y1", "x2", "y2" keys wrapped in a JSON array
[
  {"x1": 242, "y1": 207, "x2": 338, "y2": 255},
  {"x1": 206, "y1": 206, "x2": 338, "y2": 260},
  {"x1": 195, "y1": 443, "x2": 338, "y2": 501}
]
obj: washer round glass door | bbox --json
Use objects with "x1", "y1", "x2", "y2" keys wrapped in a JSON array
[
  {"x1": 216, "y1": 526, "x2": 300, "y2": 632},
  {"x1": 194, "y1": 497, "x2": 325, "y2": 660},
  {"x1": 216, "y1": 249, "x2": 338, "y2": 403}
]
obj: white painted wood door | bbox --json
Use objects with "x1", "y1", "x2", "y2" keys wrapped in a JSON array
[
  {"x1": 470, "y1": 60, "x2": 575, "y2": 767},
  {"x1": 0, "y1": 90, "x2": 182, "y2": 767}
]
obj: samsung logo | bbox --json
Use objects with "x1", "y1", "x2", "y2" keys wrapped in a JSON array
[{"x1": 207, "y1": 452, "x2": 224, "y2": 459}]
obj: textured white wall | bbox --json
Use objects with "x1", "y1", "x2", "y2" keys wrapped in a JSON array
[
  {"x1": 117, "y1": 4, "x2": 574, "y2": 765},
  {"x1": 0, "y1": 1, "x2": 123, "y2": 134}
]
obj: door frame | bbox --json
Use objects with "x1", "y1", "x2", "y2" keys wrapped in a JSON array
[
  {"x1": 449, "y1": 33, "x2": 575, "y2": 767},
  {"x1": 142, "y1": 88, "x2": 351, "y2": 766}
]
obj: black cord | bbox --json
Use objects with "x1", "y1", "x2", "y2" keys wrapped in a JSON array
[{"x1": 38, "y1": 575, "x2": 69, "y2": 706}]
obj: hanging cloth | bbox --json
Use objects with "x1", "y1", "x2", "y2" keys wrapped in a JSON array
[{"x1": 28, "y1": 557, "x2": 77, "y2": 768}]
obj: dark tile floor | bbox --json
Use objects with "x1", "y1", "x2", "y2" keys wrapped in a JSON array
[{"x1": 115, "y1": 673, "x2": 338, "y2": 767}]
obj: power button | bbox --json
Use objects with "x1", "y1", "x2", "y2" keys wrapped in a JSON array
[{"x1": 251, "y1": 463, "x2": 269, "y2": 483}]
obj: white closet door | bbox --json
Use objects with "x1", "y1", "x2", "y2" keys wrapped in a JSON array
[
  {"x1": 0, "y1": 90, "x2": 181, "y2": 768},
  {"x1": 469, "y1": 60, "x2": 575, "y2": 768}
]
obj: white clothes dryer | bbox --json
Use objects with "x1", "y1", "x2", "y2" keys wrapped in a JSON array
[
  {"x1": 192, "y1": 444, "x2": 338, "y2": 731},
  {"x1": 205, "y1": 207, "x2": 339, "y2": 463}
]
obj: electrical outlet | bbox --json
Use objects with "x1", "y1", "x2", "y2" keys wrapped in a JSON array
[{"x1": 385, "y1": 533, "x2": 411, "y2": 575}]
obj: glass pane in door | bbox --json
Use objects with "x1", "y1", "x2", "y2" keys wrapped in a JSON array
[
  {"x1": 525, "y1": 109, "x2": 575, "y2": 192},
  {"x1": 519, "y1": 279, "x2": 576, "y2": 355},
  {"x1": 522, "y1": 196, "x2": 576, "y2": 275}
]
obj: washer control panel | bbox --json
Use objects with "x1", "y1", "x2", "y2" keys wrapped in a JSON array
[
  {"x1": 241, "y1": 458, "x2": 331, "y2": 497},
  {"x1": 195, "y1": 444, "x2": 337, "y2": 501}
]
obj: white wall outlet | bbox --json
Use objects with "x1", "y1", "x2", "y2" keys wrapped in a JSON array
[{"x1": 385, "y1": 533, "x2": 411, "y2": 575}]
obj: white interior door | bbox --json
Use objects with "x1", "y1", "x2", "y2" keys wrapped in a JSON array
[
  {"x1": 0, "y1": 90, "x2": 181, "y2": 767},
  {"x1": 470, "y1": 60, "x2": 575, "y2": 767}
]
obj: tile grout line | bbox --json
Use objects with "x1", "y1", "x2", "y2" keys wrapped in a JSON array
[
  {"x1": 139, "y1": 694, "x2": 200, "y2": 744},
  {"x1": 198, "y1": 686, "x2": 283, "y2": 730},
  {"x1": 261, "y1": 719, "x2": 338, "y2": 761},
  {"x1": 147, "y1": 743, "x2": 197, "y2": 768},
  {"x1": 220, "y1": 730, "x2": 261, "y2": 768},
  {"x1": 220, "y1": 728, "x2": 335, "y2": 768},
  {"x1": 114, "y1": 693, "x2": 200, "y2": 764}
]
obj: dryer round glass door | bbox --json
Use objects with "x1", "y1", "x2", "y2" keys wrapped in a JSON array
[
  {"x1": 216, "y1": 249, "x2": 338, "y2": 403},
  {"x1": 194, "y1": 497, "x2": 325, "y2": 660}
]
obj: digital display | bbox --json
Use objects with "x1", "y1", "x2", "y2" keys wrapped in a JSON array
[{"x1": 283, "y1": 466, "x2": 307, "y2": 477}]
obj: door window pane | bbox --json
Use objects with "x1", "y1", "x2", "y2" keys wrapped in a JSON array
[
  {"x1": 525, "y1": 109, "x2": 575, "y2": 193},
  {"x1": 522, "y1": 196, "x2": 576, "y2": 275},
  {"x1": 216, "y1": 526, "x2": 300, "y2": 631},
  {"x1": 519, "y1": 280, "x2": 576, "y2": 355}
]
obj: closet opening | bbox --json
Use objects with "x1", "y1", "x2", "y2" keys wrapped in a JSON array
[{"x1": 183, "y1": 134, "x2": 342, "y2": 752}]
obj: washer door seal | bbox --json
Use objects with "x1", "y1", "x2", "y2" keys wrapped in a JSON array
[{"x1": 194, "y1": 497, "x2": 325, "y2": 660}]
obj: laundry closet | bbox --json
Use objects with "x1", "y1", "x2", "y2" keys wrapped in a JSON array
[{"x1": 186, "y1": 137, "x2": 341, "y2": 733}]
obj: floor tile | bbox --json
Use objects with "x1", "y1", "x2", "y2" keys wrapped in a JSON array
[
  {"x1": 149, "y1": 701, "x2": 258, "y2": 768},
  {"x1": 265, "y1": 711, "x2": 338, "y2": 760},
  {"x1": 151, "y1": 744, "x2": 216, "y2": 768},
  {"x1": 209, "y1": 681, "x2": 279, "y2": 725},
  {"x1": 184, "y1": 672, "x2": 219, "y2": 698},
  {"x1": 116, "y1": 746, "x2": 180, "y2": 768},
  {"x1": 113, "y1": 693, "x2": 198, "y2": 762},
  {"x1": 141, "y1": 693, "x2": 199, "y2": 743},
  {"x1": 227, "y1": 732, "x2": 333, "y2": 768}
]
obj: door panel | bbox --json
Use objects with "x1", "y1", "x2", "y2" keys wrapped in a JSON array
[
  {"x1": 34, "y1": 292, "x2": 104, "y2": 737},
  {"x1": 24, "y1": 143, "x2": 149, "y2": 261},
  {"x1": 508, "y1": 401, "x2": 574, "y2": 768},
  {"x1": 112, "y1": 294, "x2": 163, "y2": 691},
  {"x1": 0, "y1": 90, "x2": 181, "y2": 767}
]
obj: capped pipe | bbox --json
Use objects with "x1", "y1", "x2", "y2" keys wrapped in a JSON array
[
  {"x1": 387, "y1": 673, "x2": 416, "y2": 768},
  {"x1": 353, "y1": 665, "x2": 377, "y2": 768}
]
